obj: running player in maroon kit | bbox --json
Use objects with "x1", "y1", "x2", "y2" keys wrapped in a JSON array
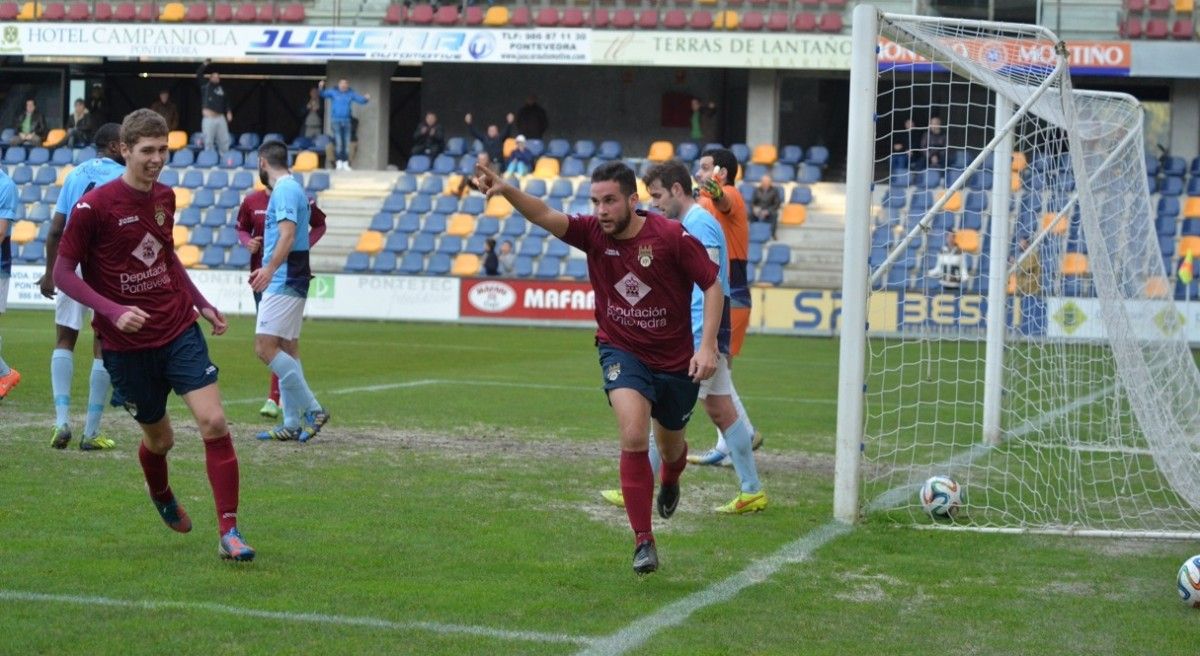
[
  {"x1": 53, "y1": 109, "x2": 255, "y2": 561},
  {"x1": 235, "y1": 186, "x2": 327, "y2": 420},
  {"x1": 476, "y1": 160, "x2": 722, "y2": 574}
]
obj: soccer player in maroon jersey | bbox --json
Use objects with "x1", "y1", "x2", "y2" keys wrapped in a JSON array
[
  {"x1": 475, "y1": 160, "x2": 722, "y2": 574},
  {"x1": 235, "y1": 186, "x2": 327, "y2": 420},
  {"x1": 53, "y1": 109, "x2": 255, "y2": 561}
]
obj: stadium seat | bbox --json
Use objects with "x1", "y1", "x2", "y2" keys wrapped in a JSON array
[
  {"x1": 662, "y1": 8, "x2": 686, "y2": 28},
  {"x1": 215, "y1": 226, "x2": 239, "y2": 248},
  {"x1": 1173, "y1": 18, "x2": 1195, "y2": 39},
  {"x1": 372, "y1": 251, "x2": 398, "y2": 274},
  {"x1": 202, "y1": 208, "x2": 227, "y2": 227},
  {"x1": 184, "y1": 2, "x2": 208, "y2": 21},
  {"x1": 368, "y1": 212, "x2": 394, "y2": 233},
  {"x1": 2, "y1": 147, "x2": 25, "y2": 165},
  {"x1": 485, "y1": 195, "x2": 514, "y2": 218},
  {"x1": 432, "y1": 4, "x2": 458, "y2": 24},
  {"x1": 189, "y1": 226, "x2": 213, "y2": 247},
  {"x1": 172, "y1": 225, "x2": 190, "y2": 246},
  {"x1": 611, "y1": 8, "x2": 635, "y2": 28},
  {"x1": 425, "y1": 253, "x2": 451, "y2": 275},
  {"x1": 177, "y1": 207, "x2": 200, "y2": 227},
  {"x1": 779, "y1": 204, "x2": 806, "y2": 226},
  {"x1": 792, "y1": 11, "x2": 816, "y2": 31},
  {"x1": 798, "y1": 163, "x2": 822, "y2": 184},
  {"x1": 406, "y1": 155, "x2": 431, "y2": 174},
  {"x1": 421, "y1": 213, "x2": 448, "y2": 234},
  {"x1": 174, "y1": 187, "x2": 193, "y2": 209},
  {"x1": 559, "y1": 157, "x2": 584, "y2": 177},
  {"x1": 750, "y1": 144, "x2": 778, "y2": 166},
  {"x1": 396, "y1": 252, "x2": 423, "y2": 274},
  {"x1": 483, "y1": 4, "x2": 507, "y2": 25},
  {"x1": 111, "y1": 1, "x2": 134, "y2": 20},
  {"x1": 765, "y1": 243, "x2": 791, "y2": 265},
  {"x1": 818, "y1": 12, "x2": 843, "y2": 32},
  {"x1": 25, "y1": 147, "x2": 49, "y2": 165},
  {"x1": 170, "y1": 149, "x2": 194, "y2": 168},
  {"x1": 39, "y1": 129, "x2": 66, "y2": 149},
  {"x1": 355, "y1": 231, "x2": 385, "y2": 255},
  {"x1": 509, "y1": 5, "x2": 530, "y2": 26},
  {"x1": 383, "y1": 3, "x2": 405, "y2": 24},
  {"x1": 757, "y1": 263, "x2": 783, "y2": 286},
  {"x1": 647, "y1": 141, "x2": 674, "y2": 162},
  {"x1": 522, "y1": 178, "x2": 547, "y2": 198},
  {"x1": 1062, "y1": 252, "x2": 1089, "y2": 277},
  {"x1": 532, "y1": 157, "x2": 561, "y2": 179},
  {"x1": 0, "y1": 2, "x2": 17, "y2": 19},
  {"x1": 409, "y1": 233, "x2": 435, "y2": 254},
  {"x1": 561, "y1": 8, "x2": 584, "y2": 27},
  {"x1": 432, "y1": 154, "x2": 457, "y2": 176},
  {"x1": 136, "y1": 1, "x2": 156, "y2": 21},
  {"x1": 176, "y1": 244, "x2": 201, "y2": 267},
  {"x1": 159, "y1": 2, "x2": 184, "y2": 21},
  {"x1": 230, "y1": 2, "x2": 252, "y2": 22},
  {"x1": 749, "y1": 222, "x2": 773, "y2": 244},
  {"x1": 16, "y1": 1, "x2": 41, "y2": 19},
  {"x1": 226, "y1": 245, "x2": 250, "y2": 268},
  {"x1": 380, "y1": 232, "x2": 406, "y2": 254},
  {"x1": 451, "y1": 253, "x2": 480, "y2": 276},
  {"x1": 954, "y1": 229, "x2": 982, "y2": 254},
  {"x1": 195, "y1": 150, "x2": 219, "y2": 168},
  {"x1": 535, "y1": 7, "x2": 559, "y2": 26},
  {"x1": 204, "y1": 170, "x2": 229, "y2": 190},
  {"x1": 1180, "y1": 235, "x2": 1200, "y2": 259},
  {"x1": 280, "y1": 2, "x2": 304, "y2": 22},
  {"x1": 436, "y1": 235, "x2": 463, "y2": 256},
  {"x1": 10, "y1": 220, "x2": 36, "y2": 244},
  {"x1": 711, "y1": 9, "x2": 737, "y2": 29},
  {"x1": 445, "y1": 213, "x2": 474, "y2": 237},
  {"x1": 291, "y1": 151, "x2": 318, "y2": 172},
  {"x1": 432, "y1": 195, "x2": 458, "y2": 215}
]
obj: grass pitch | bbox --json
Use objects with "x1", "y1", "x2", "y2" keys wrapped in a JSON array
[{"x1": 0, "y1": 310, "x2": 1193, "y2": 655}]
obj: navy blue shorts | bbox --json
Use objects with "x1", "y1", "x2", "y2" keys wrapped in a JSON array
[
  {"x1": 102, "y1": 323, "x2": 220, "y2": 425},
  {"x1": 597, "y1": 344, "x2": 699, "y2": 431}
]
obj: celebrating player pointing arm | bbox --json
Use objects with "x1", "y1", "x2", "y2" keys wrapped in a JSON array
[{"x1": 475, "y1": 161, "x2": 721, "y2": 574}]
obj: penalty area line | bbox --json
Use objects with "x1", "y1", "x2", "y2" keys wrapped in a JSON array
[{"x1": 0, "y1": 589, "x2": 595, "y2": 647}]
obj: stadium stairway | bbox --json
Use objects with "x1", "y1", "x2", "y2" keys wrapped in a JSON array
[
  {"x1": 310, "y1": 170, "x2": 400, "y2": 272},
  {"x1": 777, "y1": 182, "x2": 846, "y2": 288}
]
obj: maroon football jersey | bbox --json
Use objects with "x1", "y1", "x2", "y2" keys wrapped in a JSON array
[
  {"x1": 561, "y1": 211, "x2": 718, "y2": 372},
  {"x1": 236, "y1": 189, "x2": 327, "y2": 271},
  {"x1": 58, "y1": 177, "x2": 197, "y2": 351}
]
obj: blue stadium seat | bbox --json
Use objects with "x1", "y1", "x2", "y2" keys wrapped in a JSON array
[
  {"x1": 407, "y1": 194, "x2": 432, "y2": 215},
  {"x1": 528, "y1": 223, "x2": 550, "y2": 239},
  {"x1": 765, "y1": 244, "x2": 791, "y2": 265},
  {"x1": 501, "y1": 216, "x2": 526, "y2": 237},
  {"x1": 769, "y1": 163, "x2": 796, "y2": 183},
  {"x1": 585, "y1": 158, "x2": 605, "y2": 176},
  {"x1": 1159, "y1": 196, "x2": 1182, "y2": 217},
  {"x1": 747, "y1": 242, "x2": 763, "y2": 265},
  {"x1": 549, "y1": 178, "x2": 574, "y2": 199},
  {"x1": 520, "y1": 139, "x2": 542, "y2": 159},
  {"x1": 474, "y1": 216, "x2": 499, "y2": 236},
  {"x1": 27, "y1": 204, "x2": 50, "y2": 221},
  {"x1": 8, "y1": 165, "x2": 30, "y2": 186},
  {"x1": 158, "y1": 170, "x2": 180, "y2": 187},
  {"x1": 518, "y1": 237, "x2": 544, "y2": 257},
  {"x1": 215, "y1": 227, "x2": 239, "y2": 248},
  {"x1": 1162, "y1": 176, "x2": 1185, "y2": 197},
  {"x1": 461, "y1": 196, "x2": 485, "y2": 215},
  {"x1": 42, "y1": 186, "x2": 59, "y2": 205},
  {"x1": 534, "y1": 257, "x2": 562, "y2": 279},
  {"x1": 596, "y1": 140, "x2": 622, "y2": 161},
  {"x1": 546, "y1": 139, "x2": 571, "y2": 159},
  {"x1": 1182, "y1": 219, "x2": 1200, "y2": 237},
  {"x1": 72, "y1": 147, "x2": 96, "y2": 164},
  {"x1": 181, "y1": 170, "x2": 205, "y2": 188},
  {"x1": 289, "y1": 136, "x2": 314, "y2": 151},
  {"x1": 1164, "y1": 156, "x2": 1187, "y2": 178},
  {"x1": 311, "y1": 134, "x2": 332, "y2": 153},
  {"x1": 1145, "y1": 154, "x2": 1160, "y2": 177},
  {"x1": 191, "y1": 188, "x2": 215, "y2": 209},
  {"x1": 202, "y1": 208, "x2": 227, "y2": 227},
  {"x1": 433, "y1": 195, "x2": 459, "y2": 214},
  {"x1": 170, "y1": 149, "x2": 194, "y2": 168},
  {"x1": 565, "y1": 258, "x2": 587, "y2": 280},
  {"x1": 3, "y1": 147, "x2": 26, "y2": 165},
  {"x1": 743, "y1": 164, "x2": 768, "y2": 182},
  {"x1": 384, "y1": 232, "x2": 408, "y2": 253},
  {"x1": 20, "y1": 241, "x2": 44, "y2": 263},
  {"x1": 205, "y1": 170, "x2": 229, "y2": 190},
  {"x1": 419, "y1": 175, "x2": 445, "y2": 195},
  {"x1": 32, "y1": 165, "x2": 55, "y2": 185},
  {"x1": 573, "y1": 140, "x2": 597, "y2": 160},
  {"x1": 731, "y1": 143, "x2": 750, "y2": 163},
  {"x1": 789, "y1": 185, "x2": 813, "y2": 205},
  {"x1": 344, "y1": 251, "x2": 369, "y2": 273},
  {"x1": 749, "y1": 222, "x2": 772, "y2": 244},
  {"x1": 306, "y1": 172, "x2": 330, "y2": 192},
  {"x1": 230, "y1": 171, "x2": 254, "y2": 191},
  {"x1": 464, "y1": 234, "x2": 489, "y2": 255},
  {"x1": 1188, "y1": 177, "x2": 1200, "y2": 197},
  {"x1": 566, "y1": 198, "x2": 591, "y2": 215},
  {"x1": 178, "y1": 207, "x2": 201, "y2": 227},
  {"x1": 215, "y1": 189, "x2": 241, "y2": 209},
  {"x1": 798, "y1": 163, "x2": 822, "y2": 184},
  {"x1": 538, "y1": 239, "x2": 566, "y2": 259},
  {"x1": 561, "y1": 157, "x2": 586, "y2": 177},
  {"x1": 262, "y1": 132, "x2": 285, "y2": 145},
  {"x1": 964, "y1": 191, "x2": 988, "y2": 212},
  {"x1": 19, "y1": 185, "x2": 39, "y2": 204},
  {"x1": 398, "y1": 252, "x2": 424, "y2": 274},
  {"x1": 237, "y1": 133, "x2": 261, "y2": 152},
  {"x1": 224, "y1": 245, "x2": 250, "y2": 268},
  {"x1": 524, "y1": 178, "x2": 547, "y2": 197},
  {"x1": 574, "y1": 181, "x2": 591, "y2": 200},
  {"x1": 805, "y1": 146, "x2": 829, "y2": 167},
  {"x1": 195, "y1": 150, "x2": 220, "y2": 168},
  {"x1": 200, "y1": 246, "x2": 225, "y2": 268},
  {"x1": 27, "y1": 147, "x2": 49, "y2": 165},
  {"x1": 382, "y1": 192, "x2": 407, "y2": 214},
  {"x1": 426, "y1": 253, "x2": 452, "y2": 275},
  {"x1": 758, "y1": 262, "x2": 784, "y2": 286},
  {"x1": 369, "y1": 212, "x2": 394, "y2": 232},
  {"x1": 395, "y1": 174, "x2": 417, "y2": 194},
  {"x1": 676, "y1": 142, "x2": 700, "y2": 162},
  {"x1": 410, "y1": 232, "x2": 436, "y2": 254},
  {"x1": 406, "y1": 155, "x2": 431, "y2": 174},
  {"x1": 1157, "y1": 214, "x2": 1177, "y2": 237},
  {"x1": 514, "y1": 255, "x2": 534, "y2": 277},
  {"x1": 914, "y1": 168, "x2": 941, "y2": 189},
  {"x1": 457, "y1": 154, "x2": 477, "y2": 175},
  {"x1": 437, "y1": 235, "x2": 463, "y2": 255},
  {"x1": 432, "y1": 154, "x2": 457, "y2": 175},
  {"x1": 373, "y1": 251, "x2": 398, "y2": 274},
  {"x1": 396, "y1": 212, "x2": 421, "y2": 234},
  {"x1": 444, "y1": 136, "x2": 466, "y2": 157},
  {"x1": 51, "y1": 147, "x2": 72, "y2": 166},
  {"x1": 1147, "y1": 175, "x2": 1159, "y2": 194},
  {"x1": 422, "y1": 213, "x2": 448, "y2": 234}
]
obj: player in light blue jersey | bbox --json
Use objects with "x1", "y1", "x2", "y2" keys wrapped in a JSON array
[
  {"x1": 0, "y1": 167, "x2": 20, "y2": 400},
  {"x1": 249, "y1": 140, "x2": 329, "y2": 443},
  {"x1": 601, "y1": 161, "x2": 767, "y2": 514},
  {"x1": 38, "y1": 123, "x2": 126, "y2": 450}
]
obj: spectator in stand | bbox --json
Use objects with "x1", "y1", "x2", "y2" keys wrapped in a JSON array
[
  {"x1": 927, "y1": 234, "x2": 969, "y2": 291},
  {"x1": 412, "y1": 111, "x2": 445, "y2": 159},
  {"x1": 464, "y1": 111, "x2": 513, "y2": 169},
  {"x1": 456, "y1": 152, "x2": 495, "y2": 198},
  {"x1": 302, "y1": 86, "x2": 322, "y2": 139},
  {"x1": 319, "y1": 78, "x2": 370, "y2": 171},
  {"x1": 504, "y1": 135, "x2": 535, "y2": 178},
  {"x1": 86, "y1": 83, "x2": 107, "y2": 124},
  {"x1": 483, "y1": 238, "x2": 499, "y2": 276},
  {"x1": 197, "y1": 59, "x2": 233, "y2": 154},
  {"x1": 65, "y1": 98, "x2": 97, "y2": 148},
  {"x1": 750, "y1": 174, "x2": 782, "y2": 240},
  {"x1": 1013, "y1": 235, "x2": 1043, "y2": 335},
  {"x1": 10, "y1": 98, "x2": 47, "y2": 147},
  {"x1": 514, "y1": 95, "x2": 548, "y2": 140},
  {"x1": 498, "y1": 240, "x2": 515, "y2": 276},
  {"x1": 690, "y1": 98, "x2": 718, "y2": 144},
  {"x1": 892, "y1": 118, "x2": 917, "y2": 164},
  {"x1": 149, "y1": 90, "x2": 179, "y2": 132},
  {"x1": 920, "y1": 115, "x2": 948, "y2": 171}
]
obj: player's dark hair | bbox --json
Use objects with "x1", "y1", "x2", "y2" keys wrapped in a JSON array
[
  {"x1": 701, "y1": 147, "x2": 739, "y2": 184},
  {"x1": 642, "y1": 160, "x2": 692, "y2": 197},
  {"x1": 259, "y1": 140, "x2": 289, "y2": 170},
  {"x1": 93, "y1": 123, "x2": 122, "y2": 151},
  {"x1": 120, "y1": 108, "x2": 168, "y2": 146},
  {"x1": 591, "y1": 160, "x2": 637, "y2": 198}
]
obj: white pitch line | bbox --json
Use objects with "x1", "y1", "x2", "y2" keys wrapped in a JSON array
[
  {"x1": 0, "y1": 589, "x2": 595, "y2": 646},
  {"x1": 579, "y1": 383, "x2": 1120, "y2": 656}
]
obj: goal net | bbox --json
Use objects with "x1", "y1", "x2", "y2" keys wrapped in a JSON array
[{"x1": 835, "y1": 6, "x2": 1200, "y2": 537}]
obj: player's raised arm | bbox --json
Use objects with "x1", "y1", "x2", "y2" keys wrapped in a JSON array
[{"x1": 475, "y1": 163, "x2": 569, "y2": 238}]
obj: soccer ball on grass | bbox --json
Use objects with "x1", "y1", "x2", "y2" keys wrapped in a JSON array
[
  {"x1": 919, "y1": 475, "x2": 961, "y2": 519},
  {"x1": 1178, "y1": 555, "x2": 1200, "y2": 608}
]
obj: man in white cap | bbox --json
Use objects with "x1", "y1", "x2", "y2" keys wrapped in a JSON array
[{"x1": 504, "y1": 134, "x2": 535, "y2": 178}]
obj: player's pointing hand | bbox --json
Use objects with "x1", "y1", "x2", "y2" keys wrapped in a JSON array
[
  {"x1": 474, "y1": 163, "x2": 504, "y2": 198},
  {"x1": 116, "y1": 306, "x2": 150, "y2": 333}
]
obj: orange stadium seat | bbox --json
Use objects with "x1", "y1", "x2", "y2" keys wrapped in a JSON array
[
  {"x1": 447, "y1": 213, "x2": 475, "y2": 236},
  {"x1": 446, "y1": 173, "x2": 463, "y2": 193},
  {"x1": 56, "y1": 164, "x2": 73, "y2": 185},
  {"x1": 1183, "y1": 196, "x2": 1200, "y2": 218},
  {"x1": 355, "y1": 231, "x2": 385, "y2": 255},
  {"x1": 1062, "y1": 252, "x2": 1089, "y2": 276},
  {"x1": 10, "y1": 220, "x2": 37, "y2": 244},
  {"x1": 532, "y1": 157, "x2": 560, "y2": 179},
  {"x1": 483, "y1": 5, "x2": 507, "y2": 25},
  {"x1": 1179, "y1": 0, "x2": 1195, "y2": 11},
  {"x1": 502, "y1": 137, "x2": 517, "y2": 159},
  {"x1": 17, "y1": 2, "x2": 42, "y2": 19},
  {"x1": 1179, "y1": 235, "x2": 1200, "y2": 258},
  {"x1": 293, "y1": 151, "x2": 318, "y2": 172},
  {"x1": 1007, "y1": 273, "x2": 1017, "y2": 295},
  {"x1": 1041, "y1": 212, "x2": 1067, "y2": 235},
  {"x1": 1011, "y1": 151, "x2": 1027, "y2": 173},
  {"x1": 646, "y1": 141, "x2": 674, "y2": 162},
  {"x1": 174, "y1": 187, "x2": 192, "y2": 209},
  {"x1": 172, "y1": 225, "x2": 190, "y2": 246},
  {"x1": 750, "y1": 144, "x2": 777, "y2": 165},
  {"x1": 636, "y1": 178, "x2": 650, "y2": 202},
  {"x1": 159, "y1": 2, "x2": 185, "y2": 21},
  {"x1": 485, "y1": 195, "x2": 513, "y2": 218},
  {"x1": 780, "y1": 204, "x2": 806, "y2": 226},
  {"x1": 451, "y1": 253, "x2": 480, "y2": 276},
  {"x1": 1145, "y1": 276, "x2": 1171, "y2": 299},
  {"x1": 176, "y1": 244, "x2": 201, "y2": 267},
  {"x1": 954, "y1": 229, "x2": 981, "y2": 254},
  {"x1": 167, "y1": 130, "x2": 188, "y2": 151},
  {"x1": 940, "y1": 190, "x2": 962, "y2": 212},
  {"x1": 42, "y1": 129, "x2": 66, "y2": 149},
  {"x1": 713, "y1": 10, "x2": 738, "y2": 29}
]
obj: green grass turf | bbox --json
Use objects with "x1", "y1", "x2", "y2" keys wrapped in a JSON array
[{"x1": 0, "y1": 309, "x2": 1195, "y2": 655}]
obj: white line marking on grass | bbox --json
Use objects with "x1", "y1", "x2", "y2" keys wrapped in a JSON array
[
  {"x1": 579, "y1": 384, "x2": 1119, "y2": 656},
  {"x1": 0, "y1": 589, "x2": 595, "y2": 646}
]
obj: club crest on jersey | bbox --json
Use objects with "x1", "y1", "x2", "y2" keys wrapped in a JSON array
[
  {"x1": 154, "y1": 205, "x2": 166, "y2": 226},
  {"x1": 638, "y1": 245, "x2": 653, "y2": 267},
  {"x1": 605, "y1": 363, "x2": 621, "y2": 381}
]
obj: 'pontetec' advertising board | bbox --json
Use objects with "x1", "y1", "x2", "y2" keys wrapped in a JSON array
[{"x1": 460, "y1": 278, "x2": 596, "y2": 323}]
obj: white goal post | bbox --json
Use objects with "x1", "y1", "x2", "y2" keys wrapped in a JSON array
[{"x1": 835, "y1": 4, "x2": 1200, "y2": 537}]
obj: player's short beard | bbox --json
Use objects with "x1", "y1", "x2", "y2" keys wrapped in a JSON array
[
  {"x1": 259, "y1": 168, "x2": 272, "y2": 189},
  {"x1": 609, "y1": 205, "x2": 631, "y2": 235}
]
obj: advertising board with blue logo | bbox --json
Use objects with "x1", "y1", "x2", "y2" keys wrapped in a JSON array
[{"x1": 0, "y1": 24, "x2": 590, "y2": 64}]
